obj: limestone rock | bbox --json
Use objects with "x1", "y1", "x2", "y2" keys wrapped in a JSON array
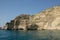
[{"x1": 3, "y1": 6, "x2": 60, "y2": 30}]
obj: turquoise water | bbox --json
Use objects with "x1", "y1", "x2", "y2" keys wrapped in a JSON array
[{"x1": 0, "y1": 30, "x2": 60, "y2": 40}]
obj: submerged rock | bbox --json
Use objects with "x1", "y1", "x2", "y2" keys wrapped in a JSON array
[{"x1": 3, "y1": 6, "x2": 60, "y2": 30}]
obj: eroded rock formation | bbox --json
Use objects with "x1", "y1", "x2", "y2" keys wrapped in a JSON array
[{"x1": 3, "y1": 6, "x2": 60, "y2": 30}]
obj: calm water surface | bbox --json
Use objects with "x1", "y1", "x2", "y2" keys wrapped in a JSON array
[{"x1": 0, "y1": 30, "x2": 60, "y2": 40}]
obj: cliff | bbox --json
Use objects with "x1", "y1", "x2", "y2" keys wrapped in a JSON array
[{"x1": 3, "y1": 6, "x2": 60, "y2": 30}]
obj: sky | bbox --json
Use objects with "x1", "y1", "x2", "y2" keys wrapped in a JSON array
[{"x1": 0, "y1": 0, "x2": 60, "y2": 27}]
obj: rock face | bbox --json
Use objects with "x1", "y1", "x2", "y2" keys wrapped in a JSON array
[{"x1": 3, "y1": 6, "x2": 60, "y2": 30}]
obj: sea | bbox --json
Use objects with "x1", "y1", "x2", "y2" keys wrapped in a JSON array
[{"x1": 0, "y1": 30, "x2": 60, "y2": 40}]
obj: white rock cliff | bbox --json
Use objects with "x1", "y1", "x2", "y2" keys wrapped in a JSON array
[{"x1": 3, "y1": 6, "x2": 60, "y2": 30}]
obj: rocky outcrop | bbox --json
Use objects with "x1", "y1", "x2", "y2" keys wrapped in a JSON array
[{"x1": 3, "y1": 6, "x2": 60, "y2": 30}]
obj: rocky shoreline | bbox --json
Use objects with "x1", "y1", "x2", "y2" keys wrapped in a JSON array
[{"x1": 3, "y1": 6, "x2": 60, "y2": 30}]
